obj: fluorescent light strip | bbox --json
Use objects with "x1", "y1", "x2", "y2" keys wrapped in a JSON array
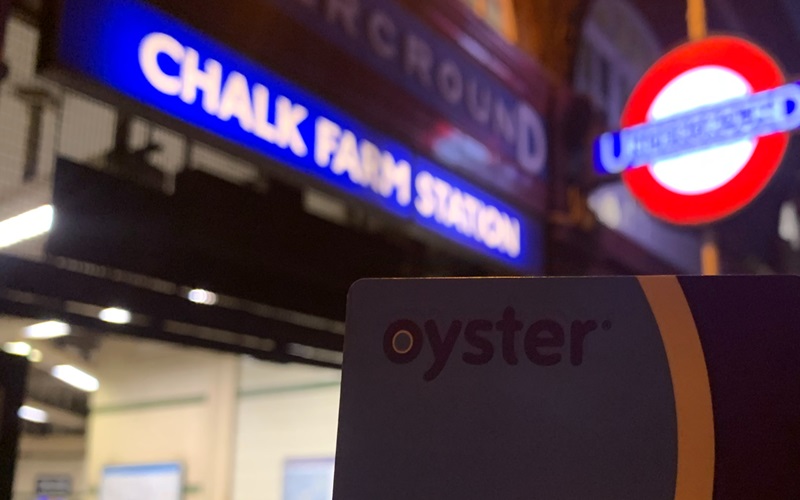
[
  {"x1": 51, "y1": 365, "x2": 100, "y2": 392},
  {"x1": 0, "y1": 205, "x2": 54, "y2": 249},
  {"x1": 18, "y1": 405, "x2": 48, "y2": 424},
  {"x1": 23, "y1": 320, "x2": 71, "y2": 339}
]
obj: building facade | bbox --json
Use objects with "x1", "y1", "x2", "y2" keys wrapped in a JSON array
[{"x1": 1, "y1": 0, "x2": 799, "y2": 497}]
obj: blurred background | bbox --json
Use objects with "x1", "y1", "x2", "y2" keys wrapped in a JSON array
[{"x1": 0, "y1": 0, "x2": 798, "y2": 498}]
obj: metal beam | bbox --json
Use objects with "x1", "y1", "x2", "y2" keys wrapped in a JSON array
[{"x1": 0, "y1": 254, "x2": 344, "y2": 368}]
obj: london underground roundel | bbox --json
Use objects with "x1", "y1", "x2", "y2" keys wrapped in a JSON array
[{"x1": 594, "y1": 36, "x2": 800, "y2": 225}]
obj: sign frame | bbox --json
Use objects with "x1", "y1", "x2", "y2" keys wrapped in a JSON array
[
  {"x1": 594, "y1": 36, "x2": 793, "y2": 225},
  {"x1": 38, "y1": 0, "x2": 544, "y2": 272}
]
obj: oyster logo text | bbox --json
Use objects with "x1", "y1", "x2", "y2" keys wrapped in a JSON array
[{"x1": 384, "y1": 307, "x2": 612, "y2": 381}]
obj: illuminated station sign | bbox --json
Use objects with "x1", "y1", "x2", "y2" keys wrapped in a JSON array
[
  {"x1": 595, "y1": 37, "x2": 796, "y2": 225},
  {"x1": 42, "y1": 0, "x2": 542, "y2": 271}
]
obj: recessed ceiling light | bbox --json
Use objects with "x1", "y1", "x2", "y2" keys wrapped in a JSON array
[
  {"x1": 28, "y1": 349, "x2": 43, "y2": 363},
  {"x1": 188, "y1": 289, "x2": 217, "y2": 306},
  {"x1": 99, "y1": 307, "x2": 132, "y2": 325}
]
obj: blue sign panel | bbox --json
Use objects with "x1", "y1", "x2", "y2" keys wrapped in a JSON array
[
  {"x1": 100, "y1": 463, "x2": 182, "y2": 500},
  {"x1": 49, "y1": 0, "x2": 541, "y2": 270},
  {"x1": 36, "y1": 475, "x2": 72, "y2": 499},
  {"x1": 284, "y1": 458, "x2": 335, "y2": 500}
]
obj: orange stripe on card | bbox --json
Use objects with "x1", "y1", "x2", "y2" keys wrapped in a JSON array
[{"x1": 638, "y1": 276, "x2": 715, "y2": 500}]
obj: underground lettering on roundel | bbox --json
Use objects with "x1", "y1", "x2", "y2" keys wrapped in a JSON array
[
  {"x1": 139, "y1": 32, "x2": 309, "y2": 157},
  {"x1": 314, "y1": 117, "x2": 412, "y2": 206},
  {"x1": 414, "y1": 170, "x2": 521, "y2": 258},
  {"x1": 596, "y1": 82, "x2": 800, "y2": 173},
  {"x1": 384, "y1": 308, "x2": 607, "y2": 381}
]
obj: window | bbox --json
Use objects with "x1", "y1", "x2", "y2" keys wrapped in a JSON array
[{"x1": 574, "y1": 0, "x2": 661, "y2": 127}]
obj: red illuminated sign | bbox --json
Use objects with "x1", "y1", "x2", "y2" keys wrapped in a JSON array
[{"x1": 595, "y1": 37, "x2": 794, "y2": 225}]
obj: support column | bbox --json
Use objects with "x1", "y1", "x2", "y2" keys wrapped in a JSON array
[
  {"x1": 84, "y1": 338, "x2": 240, "y2": 499},
  {"x1": 207, "y1": 355, "x2": 240, "y2": 500}
]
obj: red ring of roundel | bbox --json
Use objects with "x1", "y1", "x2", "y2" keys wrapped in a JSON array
[{"x1": 621, "y1": 36, "x2": 788, "y2": 225}]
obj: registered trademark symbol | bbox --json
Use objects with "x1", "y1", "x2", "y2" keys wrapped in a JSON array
[{"x1": 602, "y1": 320, "x2": 612, "y2": 331}]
